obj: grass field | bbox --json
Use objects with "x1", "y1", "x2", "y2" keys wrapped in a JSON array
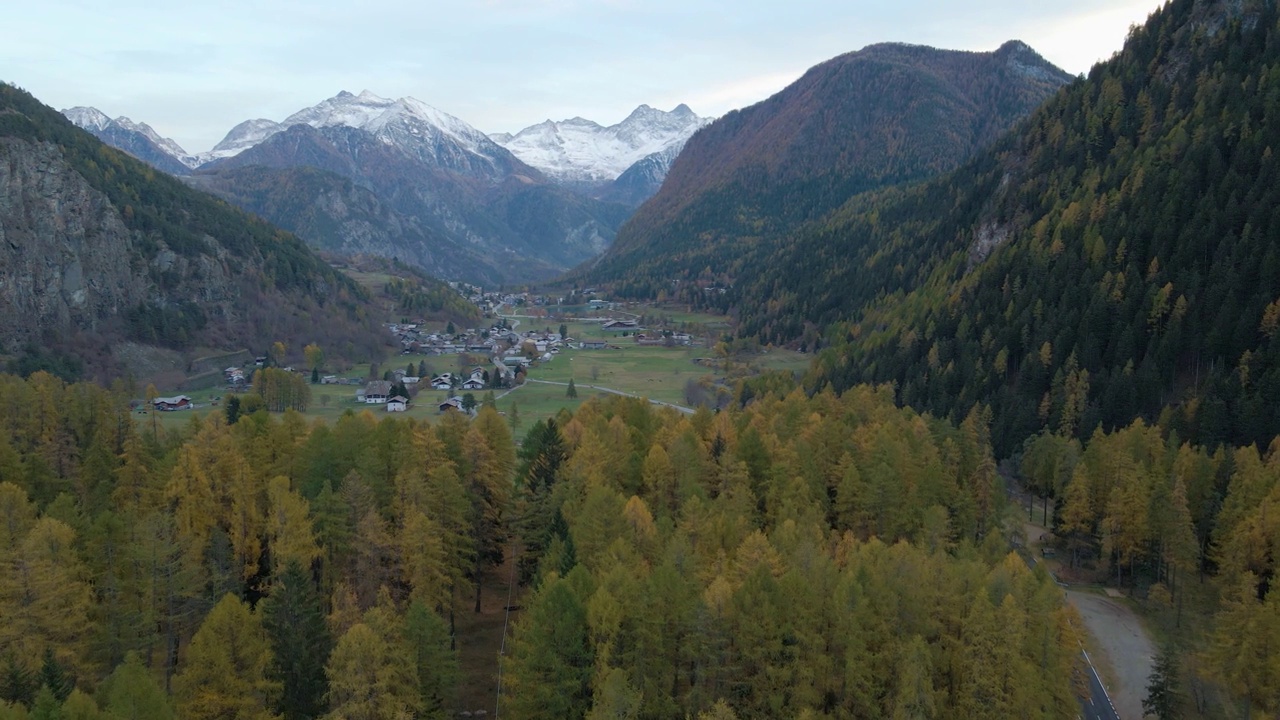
[{"x1": 142, "y1": 302, "x2": 814, "y2": 435}]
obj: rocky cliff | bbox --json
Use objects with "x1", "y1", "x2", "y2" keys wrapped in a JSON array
[{"x1": 0, "y1": 84, "x2": 384, "y2": 379}]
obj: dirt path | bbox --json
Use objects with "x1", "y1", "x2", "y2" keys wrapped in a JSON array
[{"x1": 1067, "y1": 590, "x2": 1155, "y2": 720}]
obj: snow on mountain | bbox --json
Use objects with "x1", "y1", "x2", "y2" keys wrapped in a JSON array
[
  {"x1": 62, "y1": 106, "x2": 112, "y2": 133},
  {"x1": 61, "y1": 106, "x2": 199, "y2": 170},
  {"x1": 113, "y1": 116, "x2": 195, "y2": 164},
  {"x1": 201, "y1": 90, "x2": 505, "y2": 169},
  {"x1": 491, "y1": 104, "x2": 711, "y2": 185},
  {"x1": 196, "y1": 118, "x2": 283, "y2": 165}
]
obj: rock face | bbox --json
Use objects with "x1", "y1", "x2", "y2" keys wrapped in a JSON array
[
  {"x1": 0, "y1": 137, "x2": 147, "y2": 347},
  {"x1": 1, "y1": 83, "x2": 384, "y2": 376}
]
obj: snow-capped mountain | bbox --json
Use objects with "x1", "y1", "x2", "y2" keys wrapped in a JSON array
[
  {"x1": 200, "y1": 90, "x2": 511, "y2": 176},
  {"x1": 196, "y1": 118, "x2": 282, "y2": 165},
  {"x1": 62, "y1": 106, "x2": 198, "y2": 174},
  {"x1": 492, "y1": 104, "x2": 711, "y2": 187}
]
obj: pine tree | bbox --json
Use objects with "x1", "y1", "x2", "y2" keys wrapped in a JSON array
[
  {"x1": 36, "y1": 650, "x2": 70, "y2": 703},
  {"x1": 1142, "y1": 644, "x2": 1182, "y2": 720},
  {"x1": 404, "y1": 601, "x2": 458, "y2": 719},
  {"x1": 501, "y1": 571, "x2": 593, "y2": 719},
  {"x1": 0, "y1": 657, "x2": 34, "y2": 708},
  {"x1": 566, "y1": 379, "x2": 578, "y2": 398},
  {"x1": 261, "y1": 562, "x2": 332, "y2": 720}
]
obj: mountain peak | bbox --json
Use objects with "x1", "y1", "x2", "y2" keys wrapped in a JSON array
[
  {"x1": 61, "y1": 106, "x2": 112, "y2": 132},
  {"x1": 493, "y1": 103, "x2": 709, "y2": 185},
  {"x1": 335, "y1": 90, "x2": 355, "y2": 99}
]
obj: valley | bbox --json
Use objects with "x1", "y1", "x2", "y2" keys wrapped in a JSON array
[{"x1": 3, "y1": 0, "x2": 1280, "y2": 718}]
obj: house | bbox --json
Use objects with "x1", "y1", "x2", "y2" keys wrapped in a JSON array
[
  {"x1": 438, "y1": 397, "x2": 465, "y2": 413},
  {"x1": 461, "y1": 374, "x2": 486, "y2": 391},
  {"x1": 401, "y1": 376, "x2": 420, "y2": 385},
  {"x1": 602, "y1": 319, "x2": 638, "y2": 330},
  {"x1": 581, "y1": 340, "x2": 607, "y2": 350},
  {"x1": 430, "y1": 374, "x2": 453, "y2": 390},
  {"x1": 153, "y1": 395, "x2": 193, "y2": 411},
  {"x1": 364, "y1": 381, "x2": 392, "y2": 404},
  {"x1": 386, "y1": 396, "x2": 408, "y2": 412}
]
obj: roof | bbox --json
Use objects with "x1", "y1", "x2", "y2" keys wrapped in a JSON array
[
  {"x1": 365, "y1": 380, "x2": 392, "y2": 395},
  {"x1": 153, "y1": 395, "x2": 191, "y2": 405}
]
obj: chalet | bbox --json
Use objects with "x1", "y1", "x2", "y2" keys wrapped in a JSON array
[
  {"x1": 430, "y1": 374, "x2": 453, "y2": 390},
  {"x1": 602, "y1": 319, "x2": 638, "y2": 330},
  {"x1": 386, "y1": 396, "x2": 408, "y2": 412},
  {"x1": 438, "y1": 397, "x2": 465, "y2": 413},
  {"x1": 581, "y1": 340, "x2": 608, "y2": 350},
  {"x1": 364, "y1": 381, "x2": 392, "y2": 404},
  {"x1": 461, "y1": 374, "x2": 486, "y2": 391},
  {"x1": 153, "y1": 395, "x2": 193, "y2": 412}
]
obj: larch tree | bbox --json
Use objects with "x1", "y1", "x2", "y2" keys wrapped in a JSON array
[
  {"x1": 98, "y1": 652, "x2": 174, "y2": 720},
  {"x1": 172, "y1": 594, "x2": 280, "y2": 720}
]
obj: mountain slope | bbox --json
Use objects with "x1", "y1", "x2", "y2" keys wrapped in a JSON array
[
  {"x1": 1, "y1": 84, "x2": 383, "y2": 379},
  {"x1": 200, "y1": 91, "x2": 630, "y2": 283},
  {"x1": 186, "y1": 164, "x2": 510, "y2": 284},
  {"x1": 62, "y1": 106, "x2": 197, "y2": 175},
  {"x1": 581, "y1": 40, "x2": 1073, "y2": 287},
  {"x1": 788, "y1": 0, "x2": 1280, "y2": 453},
  {"x1": 492, "y1": 104, "x2": 710, "y2": 192}
]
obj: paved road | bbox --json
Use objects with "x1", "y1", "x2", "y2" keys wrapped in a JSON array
[
  {"x1": 523, "y1": 378, "x2": 694, "y2": 414},
  {"x1": 1068, "y1": 591, "x2": 1153, "y2": 720},
  {"x1": 1078, "y1": 648, "x2": 1121, "y2": 720},
  {"x1": 1017, "y1": 552, "x2": 1122, "y2": 720}
]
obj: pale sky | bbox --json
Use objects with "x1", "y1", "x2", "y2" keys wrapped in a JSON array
[{"x1": 2, "y1": 0, "x2": 1166, "y2": 154}]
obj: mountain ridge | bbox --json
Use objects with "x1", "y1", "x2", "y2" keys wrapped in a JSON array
[
  {"x1": 3, "y1": 83, "x2": 384, "y2": 380},
  {"x1": 578, "y1": 39, "x2": 1074, "y2": 290}
]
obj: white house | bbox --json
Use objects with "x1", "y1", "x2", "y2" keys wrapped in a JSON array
[{"x1": 386, "y1": 395, "x2": 408, "y2": 412}]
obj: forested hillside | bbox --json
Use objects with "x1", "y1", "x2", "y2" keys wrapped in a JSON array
[
  {"x1": 734, "y1": 0, "x2": 1280, "y2": 456},
  {"x1": 0, "y1": 85, "x2": 383, "y2": 379},
  {"x1": 0, "y1": 372, "x2": 1088, "y2": 719},
  {"x1": 1018, "y1": 420, "x2": 1280, "y2": 717},
  {"x1": 580, "y1": 40, "x2": 1072, "y2": 295}
]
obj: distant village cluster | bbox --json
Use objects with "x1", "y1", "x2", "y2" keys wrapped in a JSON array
[{"x1": 149, "y1": 288, "x2": 706, "y2": 416}]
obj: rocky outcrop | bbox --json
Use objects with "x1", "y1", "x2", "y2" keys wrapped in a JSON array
[{"x1": 0, "y1": 137, "x2": 146, "y2": 348}]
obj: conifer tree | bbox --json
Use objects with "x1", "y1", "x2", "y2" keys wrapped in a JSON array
[
  {"x1": 261, "y1": 562, "x2": 332, "y2": 720},
  {"x1": 173, "y1": 594, "x2": 279, "y2": 720},
  {"x1": 98, "y1": 653, "x2": 174, "y2": 720},
  {"x1": 1142, "y1": 644, "x2": 1182, "y2": 720},
  {"x1": 566, "y1": 378, "x2": 578, "y2": 398},
  {"x1": 404, "y1": 601, "x2": 458, "y2": 719},
  {"x1": 36, "y1": 650, "x2": 70, "y2": 703}
]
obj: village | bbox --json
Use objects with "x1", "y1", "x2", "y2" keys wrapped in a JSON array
[{"x1": 143, "y1": 286, "x2": 718, "y2": 422}]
